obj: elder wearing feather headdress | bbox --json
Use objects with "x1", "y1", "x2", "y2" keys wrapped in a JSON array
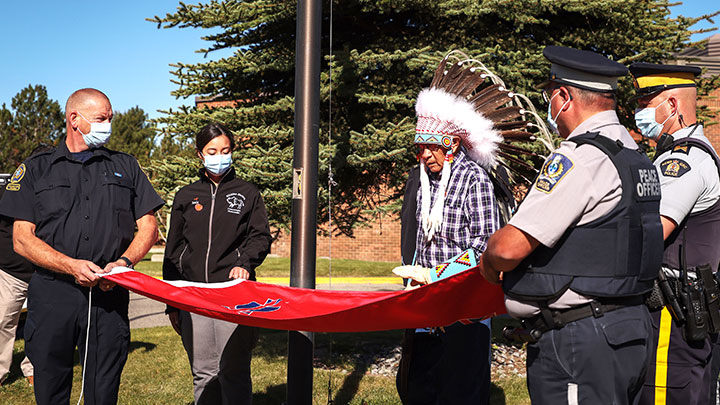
[
  {"x1": 393, "y1": 52, "x2": 522, "y2": 405},
  {"x1": 393, "y1": 49, "x2": 555, "y2": 404}
]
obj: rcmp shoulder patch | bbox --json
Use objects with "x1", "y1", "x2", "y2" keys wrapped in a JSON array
[
  {"x1": 534, "y1": 152, "x2": 574, "y2": 194},
  {"x1": 659, "y1": 158, "x2": 691, "y2": 178}
]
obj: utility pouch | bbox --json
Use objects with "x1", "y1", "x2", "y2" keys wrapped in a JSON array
[
  {"x1": 658, "y1": 271, "x2": 686, "y2": 322},
  {"x1": 502, "y1": 326, "x2": 540, "y2": 344},
  {"x1": 698, "y1": 264, "x2": 720, "y2": 333},
  {"x1": 645, "y1": 279, "x2": 666, "y2": 310},
  {"x1": 680, "y1": 277, "x2": 709, "y2": 342}
]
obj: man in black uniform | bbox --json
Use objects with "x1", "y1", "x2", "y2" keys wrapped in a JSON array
[
  {"x1": 0, "y1": 145, "x2": 53, "y2": 387},
  {"x1": 478, "y1": 46, "x2": 663, "y2": 403},
  {"x1": 629, "y1": 63, "x2": 720, "y2": 405},
  {"x1": 0, "y1": 88, "x2": 164, "y2": 404},
  {"x1": 0, "y1": 173, "x2": 34, "y2": 386}
]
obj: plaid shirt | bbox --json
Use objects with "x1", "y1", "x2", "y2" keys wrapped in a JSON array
[{"x1": 415, "y1": 150, "x2": 499, "y2": 267}]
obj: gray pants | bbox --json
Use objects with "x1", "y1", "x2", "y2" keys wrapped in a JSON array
[
  {"x1": 0, "y1": 270, "x2": 33, "y2": 382},
  {"x1": 179, "y1": 311, "x2": 258, "y2": 405}
]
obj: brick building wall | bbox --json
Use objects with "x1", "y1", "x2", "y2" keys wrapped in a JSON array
[
  {"x1": 270, "y1": 213, "x2": 402, "y2": 263},
  {"x1": 701, "y1": 88, "x2": 720, "y2": 148}
]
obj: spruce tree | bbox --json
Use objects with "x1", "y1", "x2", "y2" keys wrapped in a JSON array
[
  {"x1": 106, "y1": 106, "x2": 156, "y2": 165},
  {"x1": 148, "y1": 0, "x2": 719, "y2": 233},
  {"x1": 0, "y1": 84, "x2": 64, "y2": 173}
]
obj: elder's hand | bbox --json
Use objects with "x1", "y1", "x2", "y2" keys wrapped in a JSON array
[{"x1": 392, "y1": 265, "x2": 432, "y2": 289}]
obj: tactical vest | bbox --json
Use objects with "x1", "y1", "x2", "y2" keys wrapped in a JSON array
[
  {"x1": 503, "y1": 132, "x2": 663, "y2": 300},
  {"x1": 660, "y1": 137, "x2": 720, "y2": 272}
]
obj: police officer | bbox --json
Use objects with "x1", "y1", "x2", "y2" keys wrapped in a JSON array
[
  {"x1": 0, "y1": 144, "x2": 53, "y2": 387},
  {"x1": 478, "y1": 46, "x2": 663, "y2": 404},
  {"x1": 629, "y1": 63, "x2": 720, "y2": 405},
  {"x1": 0, "y1": 88, "x2": 164, "y2": 404},
  {"x1": 0, "y1": 172, "x2": 35, "y2": 386}
]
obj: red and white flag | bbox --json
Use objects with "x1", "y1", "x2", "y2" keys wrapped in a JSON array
[{"x1": 103, "y1": 267, "x2": 505, "y2": 332}]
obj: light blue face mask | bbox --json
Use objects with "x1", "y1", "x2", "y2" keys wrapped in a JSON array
[
  {"x1": 78, "y1": 112, "x2": 112, "y2": 148},
  {"x1": 635, "y1": 99, "x2": 675, "y2": 139},
  {"x1": 546, "y1": 91, "x2": 570, "y2": 135},
  {"x1": 203, "y1": 153, "x2": 232, "y2": 176}
]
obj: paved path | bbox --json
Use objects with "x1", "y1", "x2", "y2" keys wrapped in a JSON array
[{"x1": 129, "y1": 280, "x2": 404, "y2": 329}]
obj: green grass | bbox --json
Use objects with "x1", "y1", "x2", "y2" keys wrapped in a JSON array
[
  {"x1": 134, "y1": 256, "x2": 401, "y2": 279},
  {"x1": 2, "y1": 327, "x2": 529, "y2": 404}
]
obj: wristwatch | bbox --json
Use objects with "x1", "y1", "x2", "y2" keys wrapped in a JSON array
[{"x1": 118, "y1": 256, "x2": 133, "y2": 268}]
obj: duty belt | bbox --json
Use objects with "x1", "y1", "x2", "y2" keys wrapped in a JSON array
[{"x1": 521, "y1": 296, "x2": 645, "y2": 338}]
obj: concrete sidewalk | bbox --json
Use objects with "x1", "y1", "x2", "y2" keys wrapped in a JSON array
[{"x1": 128, "y1": 281, "x2": 405, "y2": 329}]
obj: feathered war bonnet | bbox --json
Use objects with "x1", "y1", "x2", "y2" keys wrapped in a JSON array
[{"x1": 414, "y1": 51, "x2": 553, "y2": 241}]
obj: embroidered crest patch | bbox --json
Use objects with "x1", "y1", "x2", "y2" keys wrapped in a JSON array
[
  {"x1": 5, "y1": 163, "x2": 25, "y2": 191},
  {"x1": 659, "y1": 158, "x2": 691, "y2": 178},
  {"x1": 534, "y1": 153, "x2": 574, "y2": 193}
]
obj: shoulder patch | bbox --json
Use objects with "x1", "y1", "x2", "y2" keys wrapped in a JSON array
[
  {"x1": 10, "y1": 163, "x2": 25, "y2": 183},
  {"x1": 534, "y1": 153, "x2": 574, "y2": 194},
  {"x1": 5, "y1": 163, "x2": 26, "y2": 191},
  {"x1": 659, "y1": 158, "x2": 691, "y2": 178},
  {"x1": 672, "y1": 144, "x2": 690, "y2": 155}
]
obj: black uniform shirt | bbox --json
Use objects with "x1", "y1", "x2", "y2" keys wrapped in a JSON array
[
  {"x1": 0, "y1": 184, "x2": 33, "y2": 283},
  {"x1": 0, "y1": 140, "x2": 164, "y2": 268}
]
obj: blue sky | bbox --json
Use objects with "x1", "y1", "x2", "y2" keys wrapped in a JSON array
[
  {"x1": 0, "y1": 1, "x2": 718, "y2": 121},
  {"x1": 0, "y1": 1, "x2": 232, "y2": 120}
]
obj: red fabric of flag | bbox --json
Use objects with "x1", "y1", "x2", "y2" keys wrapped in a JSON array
[{"x1": 104, "y1": 267, "x2": 506, "y2": 332}]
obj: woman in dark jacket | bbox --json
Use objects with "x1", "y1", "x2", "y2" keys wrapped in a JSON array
[{"x1": 163, "y1": 123, "x2": 272, "y2": 405}]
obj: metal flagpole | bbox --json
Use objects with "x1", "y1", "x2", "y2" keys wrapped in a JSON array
[{"x1": 287, "y1": 0, "x2": 321, "y2": 402}]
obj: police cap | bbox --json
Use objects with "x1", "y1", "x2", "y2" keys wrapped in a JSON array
[
  {"x1": 629, "y1": 62, "x2": 701, "y2": 99},
  {"x1": 538, "y1": 46, "x2": 628, "y2": 92}
]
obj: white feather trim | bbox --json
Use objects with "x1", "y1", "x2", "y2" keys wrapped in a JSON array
[
  {"x1": 415, "y1": 87, "x2": 502, "y2": 169},
  {"x1": 419, "y1": 156, "x2": 452, "y2": 243}
]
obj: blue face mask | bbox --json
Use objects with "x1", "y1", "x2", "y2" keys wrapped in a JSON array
[
  {"x1": 78, "y1": 112, "x2": 112, "y2": 148},
  {"x1": 203, "y1": 153, "x2": 232, "y2": 176},
  {"x1": 635, "y1": 99, "x2": 674, "y2": 139},
  {"x1": 546, "y1": 91, "x2": 570, "y2": 135}
]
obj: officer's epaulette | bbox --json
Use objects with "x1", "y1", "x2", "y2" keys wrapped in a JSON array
[
  {"x1": 671, "y1": 142, "x2": 691, "y2": 155},
  {"x1": 25, "y1": 146, "x2": 56, "y2": 162}
]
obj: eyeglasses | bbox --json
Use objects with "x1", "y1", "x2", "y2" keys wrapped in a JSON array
[
  {"x1": 416, "y1": 144, "x2": 445, "y2": 153},
  {"x1": 542, "y1": 87, "x2": 559, "y2": 103}
]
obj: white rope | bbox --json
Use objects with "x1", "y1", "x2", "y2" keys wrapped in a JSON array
[{"x1": 76, "y1": 286, "x2": 93, "y2": 405}]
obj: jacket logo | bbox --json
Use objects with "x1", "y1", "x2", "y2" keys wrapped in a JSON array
[
  {"x1": 192, "y1": 197, "x2": 203, "y2": 212},
  {"x1": 226, "y1": 192, "x2": 246, "y2": 214},
  {"x1": 225, "y1": 298, "x2": 282, "y2": 315}
]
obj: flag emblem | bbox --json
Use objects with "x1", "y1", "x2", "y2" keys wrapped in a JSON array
[{"x1": 226, "y1": 298, "x2": 282, "y2": 315}]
